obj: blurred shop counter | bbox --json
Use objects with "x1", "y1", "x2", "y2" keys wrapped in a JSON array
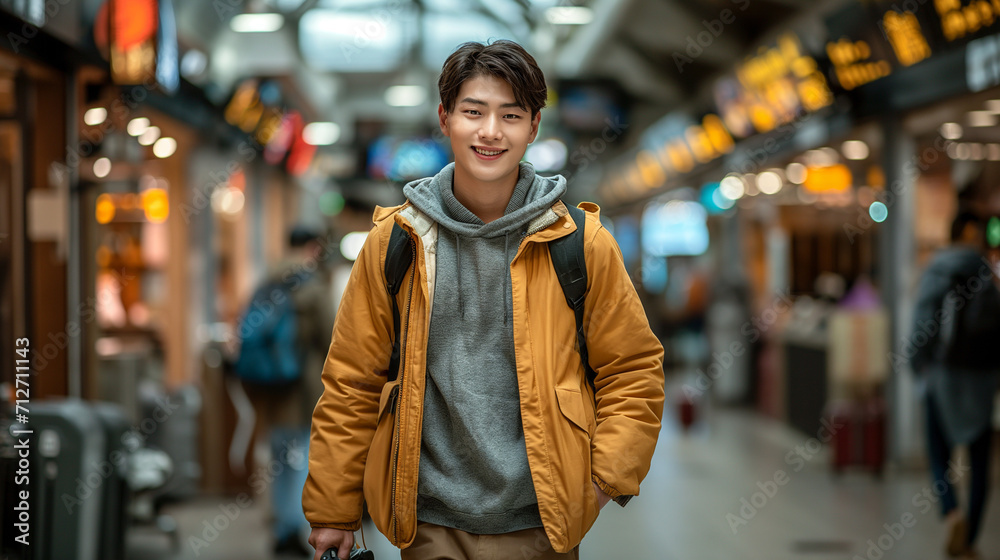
[{"x1": 761, "y1": 279, "x2": 889, "y2": 444}]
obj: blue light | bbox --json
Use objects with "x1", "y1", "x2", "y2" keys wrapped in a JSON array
[
  {"x1": 641, "y1": 200, "x2": 709, "y2": 257},
  {"x1": 869, "y1": 201, "x2": 888, "y2": 223}
]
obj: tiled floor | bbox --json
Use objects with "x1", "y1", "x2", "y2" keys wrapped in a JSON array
[{"x1": 126, "y1": 406, "x2": 1000, "y2": 560}]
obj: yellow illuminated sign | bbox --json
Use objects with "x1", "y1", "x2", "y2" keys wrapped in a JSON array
[
  {"x1": 826, "y1": 38, "x2": 891, "y2": 90},
  {"x1": 94, "y1": 190, "x2": 169, "y2": 223},
  {"x1": 96, "y1": 194, "x2": 116, "y2": 224},
  {"x1": 142, "y1": 188, "x2": 169, "y2": 223},
  {"x1": 803, "y1": 164, "x2": 853, "y2": 193},
  {"x1": 883, "y1": 11, "x2": 932, "y2": 66},
  {"x1": 726, "y1": 34, "x2": 833, "y2": 136},
  {"x1": 936, "y1": 0, "x2": 1000, "y2": 41}
]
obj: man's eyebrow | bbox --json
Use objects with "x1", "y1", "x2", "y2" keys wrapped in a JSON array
[{"x1": 458, "y1": 97, "x2": 526, "y2": 110}]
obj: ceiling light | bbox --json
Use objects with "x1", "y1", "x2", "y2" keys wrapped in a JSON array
[
  {"x1": 757, "y1": 171, "x2": 783, "y2": 195},
  {"x1": 719, "y1": 175, "x2": 745, "y2": 200},
  {"x1": 786, "y1": 162, "x2": 807, "y2": 184},
  {"x1": 385, "y1": 85, "x2": 426, "y2": 107},
  {"x1": 940, "y1": 122, "x2": 962, "y2": 139},
  {"x1": 970, "y1": 143, "x2": 985, "y2": 160},
  {"x1": 988, "y1": 143, "x2": 1000, "y2": 161},
  {"x1": 956, "y1": 143, "x2": 971, "y2": 160},
  {"x1": 94, "y1": 157, "x2": 111, "y2": 178},
  {"x1": 127, "y1": 117, "x2": 150, "y2": 136},
  {"x1": 546, "y1": 6, "x2": 594, "y2": 25},
  {"x1": 230, "y1": 13, "x2": 284, "y2": 33},
  {"x1": 841, "y1": 140, "x2": 870, "y2": 160},
  {"x1": 153, "y1": 137, "x2": 177, "y2": 158},
  {"x1": 968, "y1": 110, "x2": 997, "y2": 127},
  {"x1": 303, "y1": 122, "x2": 341, "y2": 146},
  {"x1": 947, "y1": 142, "x2": 959, "y2": 159},
  {"x1": 84, "y1": 107, "x2": 107, "y2": 126},
  {"x1": 805, "y1": 149, "x2": 836, "y2": 167},
  {"x1": 138, "y1": 126, "x2": 160, "y2": 146}
]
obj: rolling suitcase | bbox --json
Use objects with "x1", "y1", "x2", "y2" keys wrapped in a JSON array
[
  {"x1": 827, "y1": 397, "x2": 885, "y2": 476},
  {"x1": 90, "y1": 402, "x2": 131, "y2": 560},
  {"x1": 27, "y1": 400, "x2": 108, "y2": 560}
]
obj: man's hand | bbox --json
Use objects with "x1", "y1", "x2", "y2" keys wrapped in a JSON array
[
  {"x1": 309, "y1": 528, "x2": 354, "y2": 560},
  {"x1": 593, "y1": 481, "x2": 612, "y2": 510}
]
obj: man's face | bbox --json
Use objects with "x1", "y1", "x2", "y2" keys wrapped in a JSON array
[{"x1": 439, "y1": 74, "x2": 540, "y2": 186}]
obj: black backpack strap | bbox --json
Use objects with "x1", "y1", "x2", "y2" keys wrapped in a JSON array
[
  {"x1": 548, "y1": 204, "x2": 597, "y2": 394},
  {"x1": 384, "y1": 223, "x2": 413, "y2": 382}
]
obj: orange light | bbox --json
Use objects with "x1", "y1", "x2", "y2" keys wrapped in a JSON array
[
  {"x1": 867, "y1": 165, "x2": 886, "y2": 189},
  {"x1": 803, "y1": 164, "x2": 852, "y2": 193},
  {"x1": 96, "y1": 193, "x2": 116, "y2": 224},
  {"x1": 142, "y1": 188, "x2": 169, "y2": 223}
]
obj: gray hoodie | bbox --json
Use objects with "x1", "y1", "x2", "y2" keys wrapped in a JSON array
[{"x1": 402, "y1": 162, "x2": 566, "y2": 534}]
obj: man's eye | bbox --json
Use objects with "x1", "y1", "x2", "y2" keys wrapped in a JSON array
[
  {"x1": 464, "y1": 110, "x2": 480, "y2": 115},
  {"x1": 505, "y1": 114, "x2": 521, "y2": 119}
]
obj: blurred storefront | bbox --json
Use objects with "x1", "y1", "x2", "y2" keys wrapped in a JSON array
[{"x1": 597, "y1": 1, "x2": 1000, "y2": 466}]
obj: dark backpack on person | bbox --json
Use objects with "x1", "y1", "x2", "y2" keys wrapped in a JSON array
[
  {"x1": 940, "y1": 270, "x2": 1000, "y2": 370},
  {"x1": 234, "y1": 272, "x2": 311, "y2": 385},
  {"x1": 383, "y1": 204, "x2": 598, "y2": 391}
]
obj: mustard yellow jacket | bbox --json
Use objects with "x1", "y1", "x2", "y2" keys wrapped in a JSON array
[{"x1": 303, "y1": 200, "x2": 665, "y2": 553}]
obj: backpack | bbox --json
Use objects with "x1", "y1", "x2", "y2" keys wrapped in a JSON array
[
  {"x1": 234, "y1": 272, "x2": 311, "y2": 385},
  {"x1": 940, "y1": 270, "x2": 1000, "y2": 371},
  {"x1": 383, "y1": 204, "x2": 597, "y2": 391}
]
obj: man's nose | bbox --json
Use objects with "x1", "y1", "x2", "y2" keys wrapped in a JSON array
[{"x1": 479, "y1": 115, "x2": 502, "y2": 140}]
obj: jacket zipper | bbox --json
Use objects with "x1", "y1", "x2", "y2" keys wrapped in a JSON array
[{"x1": 390, "y1": 240, "x2": 416, "y2": 544}]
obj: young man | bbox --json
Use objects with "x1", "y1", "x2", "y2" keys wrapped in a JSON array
[
  {"x1": 304, "y1": 40, "x2": 664, "y2": 560},
  {"x1": 911, "y1": 212, "x2": 1000, "y2": 560}
]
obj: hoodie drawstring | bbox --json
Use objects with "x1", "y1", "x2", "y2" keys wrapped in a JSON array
[
  {"x1": 457, "y1": 235, "x2": 464, "y2": 319},
  {"x1": 503, "y1": 233, "x2": 510, "y2": 325}
]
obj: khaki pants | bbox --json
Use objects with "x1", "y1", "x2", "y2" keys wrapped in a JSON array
[{"x1": 400, "y1": 521, "x2": 580, "y2": 560}]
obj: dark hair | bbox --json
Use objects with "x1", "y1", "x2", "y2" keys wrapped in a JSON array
[
  {"x1": 950, "y1": 211, "x2": 981, "y2": 242},
  {"x1": 289, "y1": 226, "x2": 321, "y2": 248},
  {"x1": 438, "y1": 39, "x2": 547, "y2": 118}
]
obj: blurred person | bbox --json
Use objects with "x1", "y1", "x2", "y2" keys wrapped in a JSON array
[
  {"x1": 240, "y1": 226, "x2": 335, "y2": 556},
  {"x1": 304, "y1": 40, "x2": 664, "y2": 560},
  {"x1": 911, "y1": 211, "x2": 1000, "y2": 559}
]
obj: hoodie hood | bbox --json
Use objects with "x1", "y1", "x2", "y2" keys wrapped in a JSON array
[{"x1": 402, "y1": 162, "x2": 567, "y2": 237}]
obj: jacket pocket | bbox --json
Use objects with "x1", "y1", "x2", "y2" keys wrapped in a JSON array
[
  {"x1": 364, "y1": 379, "x2": 401, "y2": 540},
  {"x1": 551, "y1": 386, "x2": 600, "y2": 548},
  {"x1": 555, "y1": 386, "x2": 594, "y2": 438}
]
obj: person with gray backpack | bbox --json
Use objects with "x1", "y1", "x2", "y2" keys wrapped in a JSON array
[{"x1": 911, "y1": 211, "x2": 1000, "y2": 560}]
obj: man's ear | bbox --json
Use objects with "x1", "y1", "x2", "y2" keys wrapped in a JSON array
[
  {"x1": 438, "y1": 103, "x2": 450, "y2": 137},
  {"x1": 528, "y1": 111, "x2": 541, "y2": 143}
]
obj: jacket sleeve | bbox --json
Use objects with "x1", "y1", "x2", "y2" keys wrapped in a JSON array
[
  {"x1": 303, "y1": 223, "x2": 394, "y2": 529},
  {"x1": 582, "y1": 218, "x2": 665, "y2": 507},
  {"x1": 910, "y1": 263, "x2": 949, "y2": 374}
]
